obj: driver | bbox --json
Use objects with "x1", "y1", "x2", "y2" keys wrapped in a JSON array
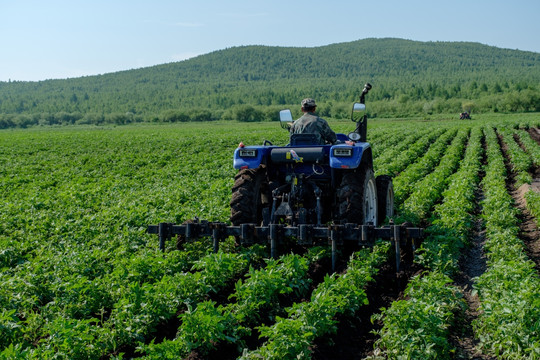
[{"x1": 290, "y1": 98, "x2": 337, "y2": 145}]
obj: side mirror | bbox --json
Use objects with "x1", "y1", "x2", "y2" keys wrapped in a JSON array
[
  {"x1": 279, "y1": 109, "x2": 293, "y2": 130},
  {"x1": 348, "y1": 132, "x2": 361, "y2": 141},
  {"x1": 351, "y1": 103, "x2": 366, "y2": 122}
]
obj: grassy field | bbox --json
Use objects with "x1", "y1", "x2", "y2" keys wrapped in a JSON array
[{"x1": 1, "y1": 113, "x2": 540, "y2": 359}]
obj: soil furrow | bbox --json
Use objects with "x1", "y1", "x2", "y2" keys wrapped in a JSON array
[
  {"x1": 498, "y1": 129, "x2": 540, "y2": 273},
  {"x1": 450, "y1": 133, "x2": 492, "y2": 360},
  {"x1": 310, "y1": 260, "x2": 421, "y2": 360},
  {"x1": 452, "y1": 220, "x2": 493, "y2": 360}
]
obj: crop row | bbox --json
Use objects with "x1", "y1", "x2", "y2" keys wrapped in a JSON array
[
  {"x1": 3, "y1": 252, "x2": 249, "y2": 358},
  {"x1": 498, "y1": 127, "x2": 532, "y2": 186},
  {"x1": 515, "y1": 128, "x2": 540, "y2": 167},
  {"x1": 472, "y1": 126, "x2": 540, "y2": 359},
  {"x1": 393, "y1": 128, "x2": 457, "y2": 206},
  {"x1": 2, "y1": 119, "x2": 540, "y2": 359},
  {"x1": 419, "y1": 125, "x2": 484, "y2": 274},
  {"x1": 374, "y1": 127, "x2": 443, "y2": 176},
  {"x1": 510, "y1": 127, "x2": 540, "y2": 224},
  {"x1": 139, "y1": 252, "x2": 314, "y2": 359},
  {"x1": 240, "y1": 243, "x2": 390, "y2": 360},
  {"x1": 401, "y1": 127, "x2": 470, "y2": 222},
  {"x1": 370, "y1": 126, "x2": 483, "y2": 359},
  {"x1": 370, "y1": 126, "x2": 417, "y2": 159},
  {"x1": 525, "y1": 190, "x2": 540, "y2": 221}
]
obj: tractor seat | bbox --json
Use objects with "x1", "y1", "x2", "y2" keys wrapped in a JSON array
[{"x1": 290, "y1": 133, "x2": 320, "y2": 145}]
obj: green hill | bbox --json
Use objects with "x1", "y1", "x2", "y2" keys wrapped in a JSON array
[{"x1": 1, "y1": 38, "x2": 539, "y2": 127}]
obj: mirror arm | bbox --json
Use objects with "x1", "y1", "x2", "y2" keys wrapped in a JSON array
[
  {"x1": 359, "y1": 83, "x2": 372, "y2": 104},
  {"x1": 354, "y1": 116, "x2": 367, "y2": 142}
]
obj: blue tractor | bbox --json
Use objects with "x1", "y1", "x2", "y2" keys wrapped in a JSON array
[
  {"x1": 148, "y1": 84, "x2": 422, "y2": 271},
  {"x1": 230, "y1": 83, "x2": 394, "y2": 230}
]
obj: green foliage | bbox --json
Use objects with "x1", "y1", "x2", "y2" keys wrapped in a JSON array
[
  {"x1": 498, "y1": 127, "x2": 532, "y2": 186},
  {"x1": 401, "y1": 128, "x2": 469, "y2": 223},
  {"x1": 2, "y1": 117, "x2": 540, "y2": 358},
  {"x1": 241, "y1": 243, "x2": 390, "y2": 360},
  {"x1": 372, "y1": 127, "x2": 482, "y2": 359},
  {"x1": 0, "y1": 310, "x2": 22, "y2": 349},
  {"x1": 525, "y1": 190, "x2": 540, "y2": 220},
  {"x1": 140, "y1": 253, "x2": 312, "y2": 358},
  {"x1": 516, "y1": 129, "x2": 540, "y2": 167},
  {"x1": 372, "y1": 272, "x2": 465, "y2": 360},
  {"x1": 471, "y1": 125, "x2": 540, "y2": 359},
  {"x1": 375, "y1": 127, "x2": 446, "y2": 177},
  {"x1": 416, "y1": 126, "x2": 483, "y2": 274},
  {"x1": 1, "y1": 39, "x2": 540, "y2": 128},
  {"x1": 393, "y1": 128, "x2": 457, "y2": 205}
]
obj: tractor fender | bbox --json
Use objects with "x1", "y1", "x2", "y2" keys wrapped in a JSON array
[
  {"x1": 329, "y1": 142, "x2": 370, "y2": 169},
  {"x1": 233, "y1": 146, "x2": 270, "y2": 169}
]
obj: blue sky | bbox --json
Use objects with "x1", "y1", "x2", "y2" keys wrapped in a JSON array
[{"x1": 1, "y1": 0, "x2": 539, "y2": 82}]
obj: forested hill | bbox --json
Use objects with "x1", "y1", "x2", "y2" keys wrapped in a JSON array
[{"x1": 1, "y1": 38, "x2": 539, "y2": 127}]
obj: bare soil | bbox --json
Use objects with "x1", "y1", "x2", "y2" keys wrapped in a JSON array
[
  {"x1": 449, "y1": 135, "x2": 493, "y2": 360},
  {"x1": 508, "y1": 130, "x2": 540, "y2": 272},
  {"x1": 514, "y1": 182, "x2": 540, "y2": 272},
  {"x1": 528, "y1": 127, "x2": 540, "y2": 145},
  {"x1": 451, "y1": 218, "x2": 493, "y2": 360}
]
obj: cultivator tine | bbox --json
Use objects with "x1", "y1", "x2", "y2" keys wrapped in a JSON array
[
  {"x1": 298, "y1": 224, "x2": 312, "y2": 245},
  {"x1": 210, "y1": 223, "x2": 226, "y2": 253},
  {"x1": 393, "y1": 225, "x2": 401, "y2": 273},
  {"x1": 361, "y1": 225, "x2": 369, "y2": 245},
  {"x1": 330, "y1": 226, "x2": 339, "y2": 271},
  {"x1": 240, "y1": 224, "x2": 255, "y2": 244},
  {"x1": 269, "y1": 224, "x2": 281, "y2": 259},
  {"x1": 158, "y1": 223, "x2": 172, "y2": 251}
]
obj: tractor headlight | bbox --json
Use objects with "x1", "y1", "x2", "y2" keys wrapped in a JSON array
[
  {"x1": 239, "y1": 149, "x2": 258, "y2": 157},
  {"x1": 333, "y1": 147, "x2": 353, "y2": 157}
]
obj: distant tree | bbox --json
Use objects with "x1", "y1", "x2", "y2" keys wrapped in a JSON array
[
  {"x1": 162, "y1": 109, "x2": 190, "y2": 122},
  {"x1": 234, "y1": 105, "x2": 263, "y2": 122},
  {"x1": 191, "y1": 109, "x2": 212, "y2": 122},
  {"x1": 0, "y1": 39, "x2": 539, "y2": 125}
]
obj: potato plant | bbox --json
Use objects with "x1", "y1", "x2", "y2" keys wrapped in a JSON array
[{"x1": 1, "y1": 115, "x2": 540, "y2": 359}]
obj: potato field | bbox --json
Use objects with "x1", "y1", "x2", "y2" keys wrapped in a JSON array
[{"x1": 1, "y1": 114, "x2": 540, "y2": 360}]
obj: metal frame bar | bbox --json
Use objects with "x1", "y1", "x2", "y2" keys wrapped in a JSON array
[{"x1": 147, "y1": 220, "x2": 423, "y2": 271}]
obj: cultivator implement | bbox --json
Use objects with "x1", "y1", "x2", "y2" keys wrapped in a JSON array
[{"x1": 146, "y1": 220, "x2": 423, "y2": 271}]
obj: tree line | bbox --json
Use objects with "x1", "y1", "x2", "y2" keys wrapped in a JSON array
[{"x1": 1, "y1": 38, "x2": 539, "y2": 128}]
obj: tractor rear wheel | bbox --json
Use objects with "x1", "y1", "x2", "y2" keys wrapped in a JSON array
[
  {"x1": 230, "y1": 165, "x2": 269, "y2": 225},
  {"x1": 376, "y1": 175, "x2": 395, "y2": 223},
  {"x1": 337, "y1": 167, "x2": 378, "y2": 225}
]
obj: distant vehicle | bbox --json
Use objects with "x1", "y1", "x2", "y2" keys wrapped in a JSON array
[{"x1": 460, "y1": 112, "x2": 471, "y2": 120}]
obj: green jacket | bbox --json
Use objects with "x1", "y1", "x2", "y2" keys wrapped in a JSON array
[{"x1": 290, "y1": 112, "x2": 337, "y2": 145}]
